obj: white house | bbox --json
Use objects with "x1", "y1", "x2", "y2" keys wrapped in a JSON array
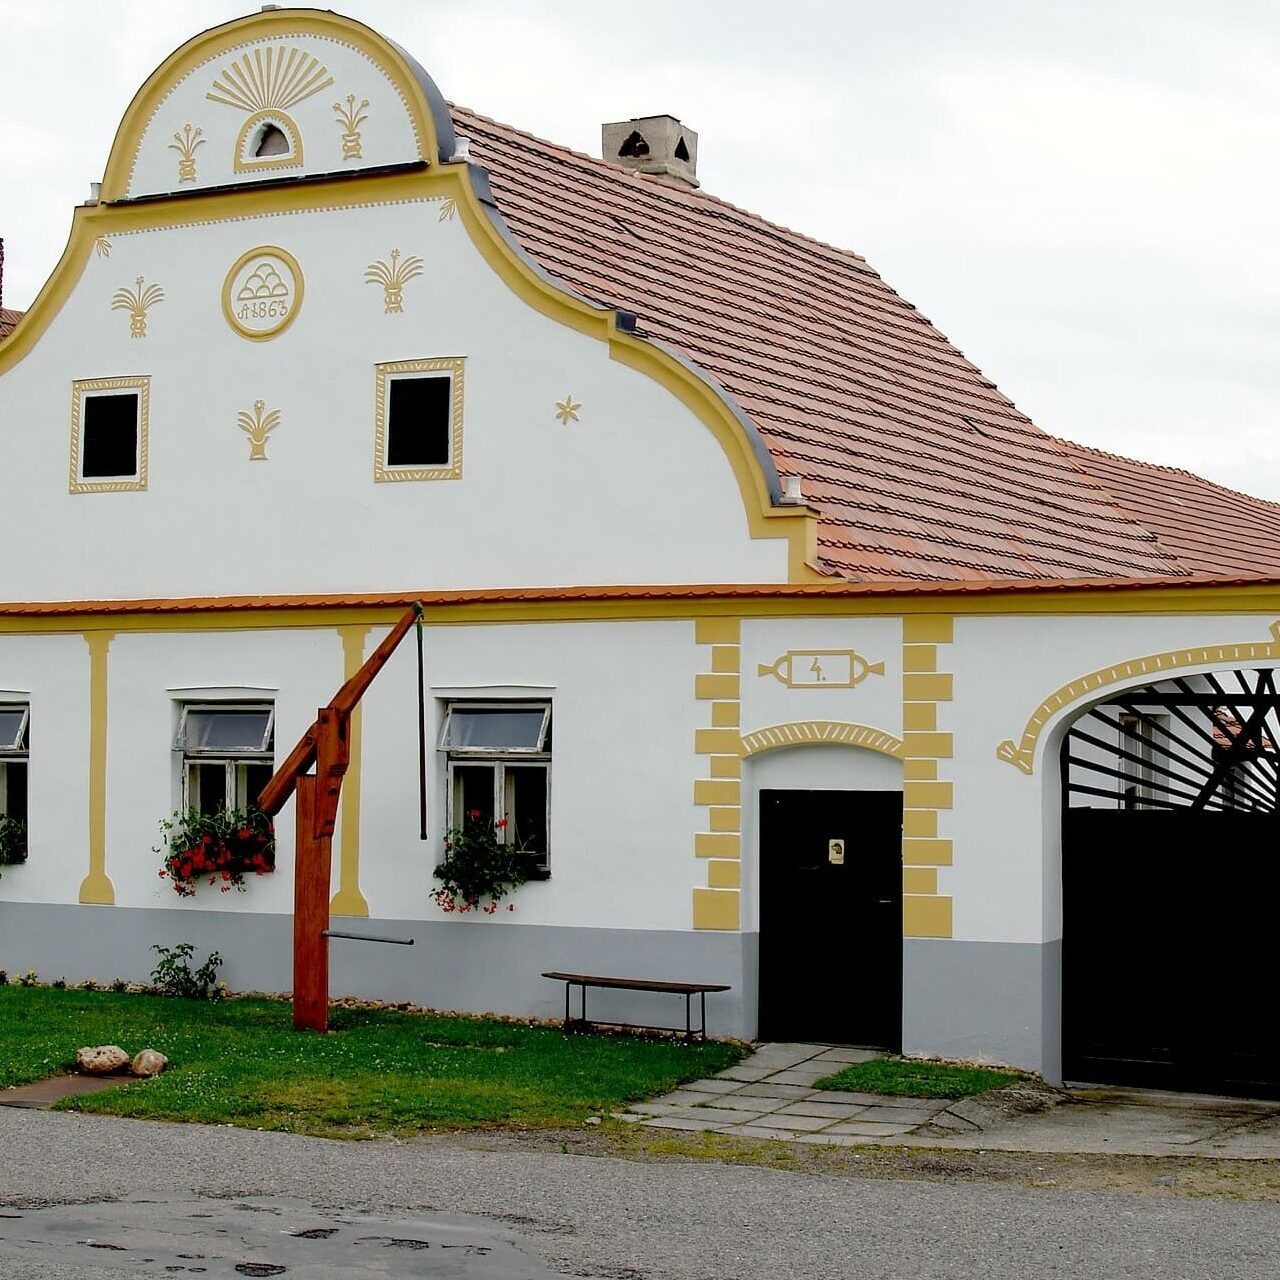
[{"x1": 3, "y1": 7, "x2": 1280, "y2": 1094}]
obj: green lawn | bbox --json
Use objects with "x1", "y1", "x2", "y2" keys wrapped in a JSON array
[
  {"x1": 815, "y1": 1056, "x2": 1022, "y2": 1099},
  {"x1": 0, "y1": 987, "x2": 742, "y2": 1138}
]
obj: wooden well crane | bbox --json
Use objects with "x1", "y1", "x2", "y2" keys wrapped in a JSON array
[{"x1": 258, "y1": 603, "x2": 424, "y2": 1032}]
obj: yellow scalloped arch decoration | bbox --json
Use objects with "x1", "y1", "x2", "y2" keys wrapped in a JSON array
[
  {"x1": 740, "y1": 721, "x2": 903, "y2": 758},
  {"x1": 996, "y1": 619, "x2": 1280, "y2": 775}
]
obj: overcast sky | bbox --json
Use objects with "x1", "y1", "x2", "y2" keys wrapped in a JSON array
[{"x1": 2, "y1": 1, "x2": 1277, "y2": 498}]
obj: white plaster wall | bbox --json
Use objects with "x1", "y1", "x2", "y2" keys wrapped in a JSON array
[
  {"x1": 358, "y1": 618, "x2": 703, "y2": 931},
  {"x1": 0, "y1": 635, "x2": 90, "y2": 905},
  {"x1": 0, "y1": 199, "x2": 788, "y2": 598},
  {"x1": 102, "y1": 628, "x2": 349, "y2": 911},
  {"x1": 948, "y1": 611, "x2": 1280, "y2": 946},
  {"x1": 128, "y1": 34, "x2": 423, "y2": 198},
  {"x1": 739, "y1": 617, "x2": 903, "y2": 741},
  {"x1": 741, "y1": 744, "x2": 903, "y2": 932}
]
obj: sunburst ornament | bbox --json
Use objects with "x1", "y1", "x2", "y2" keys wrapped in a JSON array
[
  {"x1": 554, "y1": 396, "x2": 582, "y2": 425},
  {"x1": 93, "y1": 237, "x2": 112, "y2": 259},
  {"x1": 238, "y1": 399, "x2": 281, "y2": 461},
  {"x1": 364, "y1": 249, "x2": 424, "y2": 314},
  {"x1": 206, "y1": 45, "x2": 334, "y2": 173},
  {"x1": 111, "y1": 276, "x2": 164, "y2": 338}
]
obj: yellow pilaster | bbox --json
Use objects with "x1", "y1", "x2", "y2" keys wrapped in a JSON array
[
  {"x1": 693, "y1": 618, "x2": 741, "y2": 927},
  {"x1": 901, "y1": 616, "x2": 953, "y2": 938},
  {"x1": 78, "y1": 631, "x2": 115, "y2": 905}
]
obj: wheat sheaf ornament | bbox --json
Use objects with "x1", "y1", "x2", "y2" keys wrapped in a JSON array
[
  {"x1": 238, "y1": 399, "x2": 281, "y2": 461},
  {"x1": 365, "y1": 249, "x2": 425, "y2": 314},
  {"x1": 111, "y1": 277, "x2": 164, "y2": 338},
  {"x1": 206, "y1": 46, "x2": 334, "y2": 172}
]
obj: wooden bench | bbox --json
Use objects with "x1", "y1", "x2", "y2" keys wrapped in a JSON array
[{"x1": 542, "y1": 971, "x2": 731, "y2": 1041}]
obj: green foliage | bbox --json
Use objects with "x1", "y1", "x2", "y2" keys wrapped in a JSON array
[
  {"x1": 816, "y1": 1056, "x2": 1023, "y2": 1099},
  {"x1": 156, "y1": 807, "x2": 274, "y2": 897},
  {"x1": 0, "y1": 987, "x2": 743, "y2": 1138},
  {"x1": 16, "y1": 970, "x2": 37, "y2": 988},
  {"x1": 149, "y1": 943, "x2": 223, "y2": 1000},
  {"x1": 433, "y1": 812, "x2": 536, "y2": 914},
  {"x1": 0, "y1": 815, "x2": 27, "y2": 874},
  {"x1": 110, "y1": 978, "x2": 128, "y2": 993}
]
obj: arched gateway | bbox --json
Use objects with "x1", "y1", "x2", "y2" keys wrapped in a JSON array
[{"x1": 1061, "y1": 667, "x2": 1280, "y2": 1095}]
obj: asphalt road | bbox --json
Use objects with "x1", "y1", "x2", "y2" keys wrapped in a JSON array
[{"x1": 2, "y1": 1108, "x2": 1279, "y2": 1279}]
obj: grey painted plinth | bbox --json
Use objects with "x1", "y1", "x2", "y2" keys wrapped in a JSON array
[
  {"x1": 902, "y1": 937, "x2": 1062, "y2": 1080},
  {"x1": 0, "y1": 902, "x2": 757, "y2": 1038}
]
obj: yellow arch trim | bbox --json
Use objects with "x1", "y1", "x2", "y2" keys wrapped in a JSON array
[
  {"x1": 996, "y1": 619, "x2": 1280, "y2": 775},
  {"x1": 4, "y1": 10, "x2": 821, "y2": 583},
  {"x1": 98, "y1": 9, "x2": 442, "y2": 200},
  {"x1": 740, "y1": 721, "x2": 904, "y2": 758}
]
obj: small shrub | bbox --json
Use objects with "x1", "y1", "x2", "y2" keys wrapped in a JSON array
[
  {"x1": 150, "y1": 943, "x2": 223, "y2": 1000},
  {"x1": 78, "y1": 978, "x2": 99, "y2": 992},
  {"x1": 51, "y1": 976, "x2": 66, "y2": 990},
  {"x1": 110, "y1": 978, "x2": 128, "y2": 993},
  {"x1": 0, "y1": 815, "x2": 26, "y2": 879},
  {"x1": 0, "y1": 970, "x2": 7, "y2": 986},
  {"x1": 16, "y1": 969, "x2": 38, "y2": 988}
]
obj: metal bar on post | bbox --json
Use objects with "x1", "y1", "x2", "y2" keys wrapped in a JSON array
[{"x1": 322, "y1": 930, "x2": 414, "y2": 946}]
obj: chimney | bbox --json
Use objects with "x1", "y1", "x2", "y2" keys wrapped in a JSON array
[{"x1": 602, "y1": 115, "x2": 699, "y2": 189}]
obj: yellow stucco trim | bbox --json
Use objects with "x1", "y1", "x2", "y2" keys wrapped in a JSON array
[
  {"x1": 330, "y1": 624, "x2": 371, "y2": 917},
  {"x1": 710, "y1": 701, "x2": 740, "y2": 728},
  {"x1": 695, "y1": 673, "x2": 740, "y2": 700},
  {"x1": 903, "y1": 616, "x2": 954, "y2": 643},
  {"x1": 902, "y1": 703, "x2": 938, "y2": 732},
  {"x1": 710, "y1": 645, "x2": 741, "y2": 673},
  {"x1": 692, "y1": 887, "x2": 740, "y2": 930},
  {"x1": 903, "y1": 673, "x2": 953, "y2": 702},
  {"x1": 694, "y1": 779, "x2": 740, "y2": 806},
  {"x1": 902, "y1": 644, "x2": 938, "y2": 673},
  {"x1": 904, "y1": 894, "x2": 953, "y2": 939},
  {"x1": 709, "y1": 754, "x2": 742, "y2": 779},
  {"x1": 707, "y1": 859, "x2": 742, "y2": 889},
  {"x1": 903, "y1": 867, "x2": 938, "y2": 895},
  {"x1": 997, "y1": 619, "x2": 1280, "y2": 775},
  {"x1": 78, "y1": 632, "x2": 115, "y2": 905},
  {"x1": 902, "y1": 837, "x2": 953, "y2": 866},
  {"x1": 904, "y1": 759, "x2": 937, "y2": 780},
  {"x1": 740, "y1": 721, "x2": 904, "y2": 758},
  {"x1": 903, "y1": 810, "x2": 938, "y2": 839},
  {"x1": 901, "y1": 731, "x2": 953, "y2": 759},
  {"x1": 903, "y1": 780, "x2": 953, "y2": 810},
  {"x1": 695, "y1": 832, "x2": 740, "y2": 858}
]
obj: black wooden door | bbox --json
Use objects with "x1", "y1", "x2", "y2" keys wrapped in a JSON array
[
  {"x1": 1064, "y1": 809, "x2": 1280, "y2": 1096},
  {"x1": 758, "y1": 789, "x2": 902, "y2": 1047}
]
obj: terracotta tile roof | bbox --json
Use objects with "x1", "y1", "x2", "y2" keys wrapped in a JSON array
[
  {"x1": 0, "y1": 572, "x2": 1277, "y2": 618},
  {"x1": 455, "y1": 106, "x2": 1194, "y2": 583},
  {"x1": 0, "y1": 308, "x2": 21, "y2": 341},
  {"x1": 1063, "y1": 440, "x2": 1280, "y2": 579}
]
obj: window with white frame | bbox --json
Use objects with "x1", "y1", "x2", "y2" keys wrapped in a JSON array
[
  {"x1": 0, "y1": 705, "x2": 29, "y2": 853},
  {"x1": 176, "y1": 703, "x2": 274, "y2": 816},
  {"x1": 439, "y1": 702, "x2": 550, "y2": 874}
]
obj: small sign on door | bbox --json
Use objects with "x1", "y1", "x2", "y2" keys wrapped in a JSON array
[{"x1": 828, "y1": 839, "x2": 845, "y2": 865}]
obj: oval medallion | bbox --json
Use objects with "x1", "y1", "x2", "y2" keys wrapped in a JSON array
[{"x1": 222, "y1": 246, "x2": 304, "y2": 341}]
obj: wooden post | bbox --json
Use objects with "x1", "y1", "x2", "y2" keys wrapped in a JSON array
[
  {"x1": 292, "y1": 775, "x2": 332, "y2": 1032},
  {"x1": 258, "y1": 604, "x2": 424, "y2": 1034}
]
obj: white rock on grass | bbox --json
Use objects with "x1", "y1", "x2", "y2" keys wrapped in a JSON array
[
  {"x1": 75, "y1": 1045, "x2": 130, "y2": 1075},
  {"x1": 130, "y1": 1049, "x2": 169, "y2": 1078}
]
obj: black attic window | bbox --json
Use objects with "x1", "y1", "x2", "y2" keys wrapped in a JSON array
[
  {"x1": 386, "y1": 376, "x2": 452, "y2": 467},
  {"x1": 81, "y1": 393, "x2": 139, "y2": 478},
  {"x1": 255, "y1": 123, "x2": 290, "y2": 157},
  {"x1": 674, "y1": 136, "x2": 690, "y2": 161}
]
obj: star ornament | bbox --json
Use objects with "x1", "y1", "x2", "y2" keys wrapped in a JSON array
[{"x1": 554, "y1": 395, "x2": 581, "y2": 424}]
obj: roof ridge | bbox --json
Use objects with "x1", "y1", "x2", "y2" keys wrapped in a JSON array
[
  {"x1": 449, "y1": 103, "x2": 883, "y2": 274},
  {"x1": 1063, "y1": 436, "x2": 1280, "y2": 514}
]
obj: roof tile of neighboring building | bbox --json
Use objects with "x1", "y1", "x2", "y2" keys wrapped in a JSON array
[
  {"x1": 1063, "y1": 440, "x2": 1280, "y2": 579},
  {"x1": 455, "y1": 106, "x2": 1280, "y2": 583},
  {"x1": 0, "y1": 308, "x2": 22, "y2": 341}
]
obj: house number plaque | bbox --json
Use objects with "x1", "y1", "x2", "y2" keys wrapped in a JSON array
[{"x1": 828, "y1": 839, "x2": 845, "y2": 865}]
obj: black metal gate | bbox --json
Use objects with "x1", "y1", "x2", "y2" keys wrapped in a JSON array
[{"x1": 1062, "y1": 668, "x2": 1280, "y2": 1096}]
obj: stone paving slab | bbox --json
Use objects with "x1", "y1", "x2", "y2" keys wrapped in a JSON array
[
  {"x1": 0, "y1": 1073, "x2": 127, "y2": 1109},
  {"x1": 623, "y1": 1043, "x2": 959, "y2": 1144},
  {"x1": 774, "y1": 1100, "x2": 873, "y2": 1119}
]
